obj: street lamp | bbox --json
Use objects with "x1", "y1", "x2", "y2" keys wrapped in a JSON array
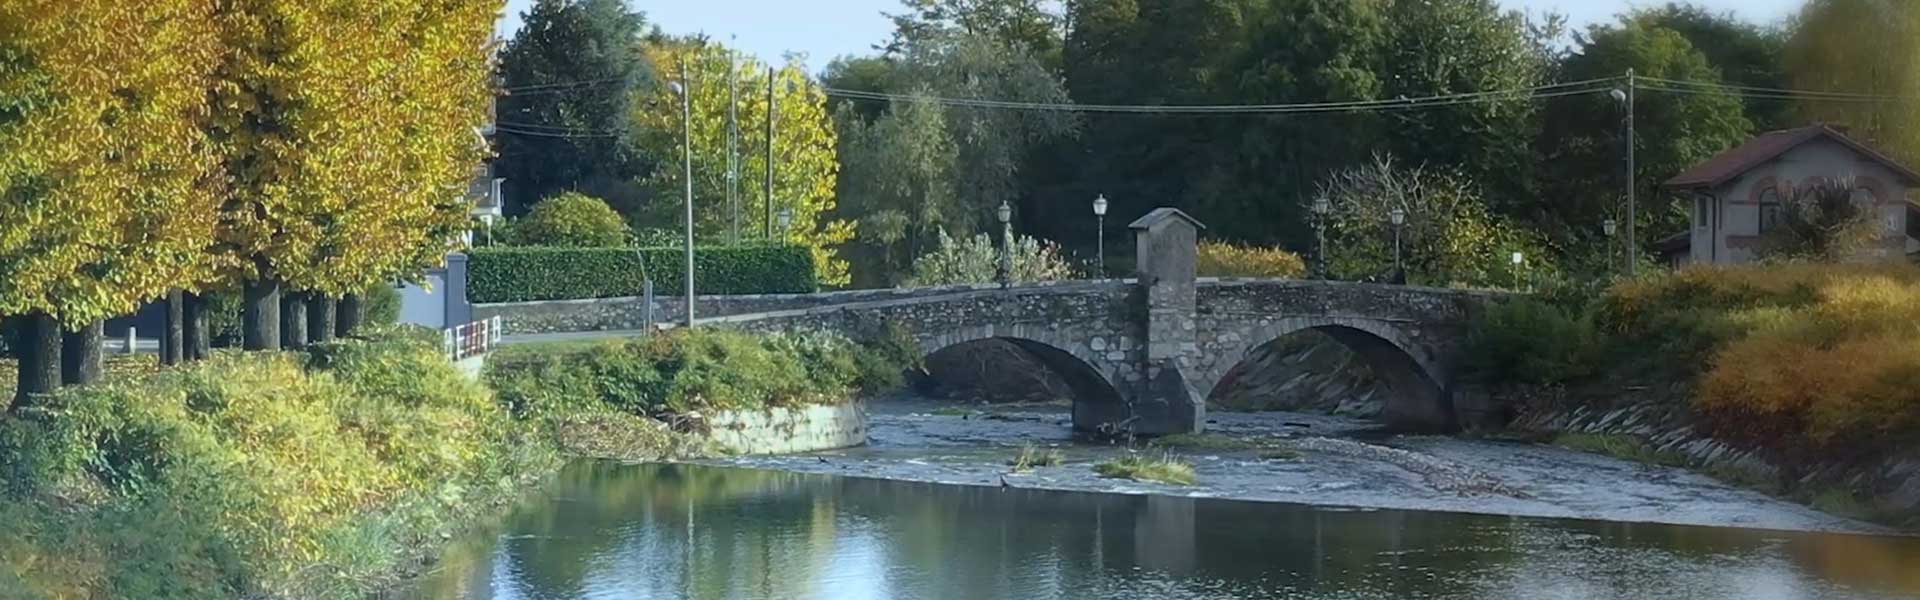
[
  {"x1": 1312, "y1": 196, "x2": 1331, "y2": 279},
  {"x1": 776, "y1": 207, "x2": 793, "y2": 236},
  {"x1": 1092, "y1": 194, "x2": 1109, "y2": 278},
  {"x1": 672, "y1": 66, "x2": 696, "y2": 329},
  {"x1": 1388, "y1": 207, "x2": 1406, "y2": 281},
  {"x1": 996, "y1": 200, "x2": 1013, "y2": 289},
  {"x1": 1512, "y1": 251, "x2": 1527, "y2": 291},
  {"x1": 1602, "y1": 218, "x2": 1619, "y2": 277}
]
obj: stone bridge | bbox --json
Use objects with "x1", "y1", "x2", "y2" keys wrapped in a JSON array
[{"x1": 482, "y1": 209, "x2": 1498, "y2": 436}]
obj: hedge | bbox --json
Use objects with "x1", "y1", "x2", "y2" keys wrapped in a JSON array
[{"x1": 467, "y1": 244, "x2": 817, "y2": 303}]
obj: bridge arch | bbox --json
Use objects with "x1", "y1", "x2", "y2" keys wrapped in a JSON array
[
  {"x1": 915, "y1": 323, "x2": 1129, "y2": 433},
  {"x1": 1202, "y1": 316, "x2": 1454, "y2": 431}
]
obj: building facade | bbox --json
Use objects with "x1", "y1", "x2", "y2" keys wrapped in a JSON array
[{"x1": 1661, "y1": 125, "x2": 1920, "y2": 265}]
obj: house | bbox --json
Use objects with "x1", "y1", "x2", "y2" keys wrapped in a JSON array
[{"x1": 1659, "y1": 124, "x2": 1920, "y2": 265}]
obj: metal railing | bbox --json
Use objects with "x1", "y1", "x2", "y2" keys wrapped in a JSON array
[{"x1": 444, "y1": 316, "x2": 503, "y2": 361}]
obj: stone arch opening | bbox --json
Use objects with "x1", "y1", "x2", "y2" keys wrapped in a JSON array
[
  {"x1": 917, "y1": 335, "x2": 1126, "y2": 433},
  {"x1": 1204, "y1": 319, "x2": 1453, "y2": 431}
]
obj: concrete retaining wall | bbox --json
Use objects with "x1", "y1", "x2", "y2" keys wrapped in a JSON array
[{"x1": 702, "y1": 402, "x2": 868, "y2": 455}]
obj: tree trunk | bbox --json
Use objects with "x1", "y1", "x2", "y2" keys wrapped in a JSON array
[
  {"x1": 307, "y1": 294, "x2": 337, "y2": 344},
  {"x1": 243, "y1": 279, "x2": 281, "y2": 351},
  {"x1": 336, "y1": 293, "x2": 364, "y2": 338},
  {"x1": 12, "y1": 312, "x2": 61, "y2": 410},
  {"x1": 162, "y1": 290, "x2": 185, "y2": 366},
  {"x1": 183, "y1": 292, "x2": 211, "y2": 361},
  {"x1": 60, "y1": 321, "x2": 103, "y2": 385},
  {"x1": 280, "y1": 292, "x2": 307, "y2": 349}
]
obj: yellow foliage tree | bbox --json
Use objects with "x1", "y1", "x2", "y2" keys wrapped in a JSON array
[
  {"x1": 1786, "y1": 0, "x2": 1920, "y2": 163},
  {"x1": 0, "y1": 0, "x2": 222, "y2": 403},
  {"x1": 634, "y1": 40, "x2": 855, "y2": 286},
  {"x1": 207, "y1": 0, "x2": 497, "y2": 348}
]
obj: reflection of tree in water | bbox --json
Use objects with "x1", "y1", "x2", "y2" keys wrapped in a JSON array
[{"x1": 405, "y1": 465, "x2": 1920, "y2": 599}]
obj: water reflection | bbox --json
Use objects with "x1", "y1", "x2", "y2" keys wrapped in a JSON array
[{"x1": 401, "y1": 462, "x2": 1920, "y2": 600}]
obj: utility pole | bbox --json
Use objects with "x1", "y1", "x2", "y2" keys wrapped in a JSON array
[
  {"x1": 764, "y1": 66, "x2": 776, "y2": 240},
  {"x1": 726, "y1": 50, "x2": 740, "y2": 245},
  {"x1": 1625, "y1": 68, "x2": 1637, "y2": 276},
  {"x1": 680, "y1": 60, "x2": 697, "y2": 328}
]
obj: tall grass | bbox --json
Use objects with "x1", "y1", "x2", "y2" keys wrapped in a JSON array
[{"x1": 1094, "y1": 452, "x2": 1197, "y2": 485}]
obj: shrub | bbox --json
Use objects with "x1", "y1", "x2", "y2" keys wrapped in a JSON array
[
  {"x1": 466, "y1": 244, "x2": 817, "y2": 303},
  {"x1": 485, "y1": 328, "x2": 912, "y2": 420},
  {"x1": 509, "y1": 192, "x2": 630, "y2": 247},
  {"x1": 1008, "y1": 444, "x2": 1065, "y2": 471},
  {"x1": 1463, "y1": 297, "x2": 1600, "y2": 384},
  {"x1": 1195, "y1": 241, "x2": 1306, "y2": 278},
  {"x1": 904, "y1": 229, "x2": 1077, "y2": 286},
  {"x1": 363, "y1": 282, "x2": 402, "y2": 327},
  {"x1": 1316, "y1": 153, "x2": 1555, "y2": 288},
  {"x1": 0, "y1": 329, "x2": 553, "y2": 598}
]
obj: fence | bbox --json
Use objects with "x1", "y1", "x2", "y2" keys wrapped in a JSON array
[{"x1": 444, "y1": 316, "x2": 503, "y2": 362}]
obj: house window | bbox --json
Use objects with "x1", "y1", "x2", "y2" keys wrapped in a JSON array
[
  {"x1": 1758, "y1": 187, "x2": 1783, "y2": 234},
  {"x1": 1694, "y1": 196, "x2": 1709, "y2": 231}
]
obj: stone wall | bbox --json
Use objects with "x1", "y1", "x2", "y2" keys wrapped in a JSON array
[
  {"x1": 473, "y1": 285, "x2": 1023, "y2": 335},
  {"x1": 702, "y1": 402, "x2": 868, "y2": 455}
]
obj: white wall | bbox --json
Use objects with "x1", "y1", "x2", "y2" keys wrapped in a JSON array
[{"x1": 399, "y1": 274, "x2": 446, "y2": 329}]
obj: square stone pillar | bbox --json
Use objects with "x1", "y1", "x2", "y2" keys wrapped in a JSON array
[{"x1": 1129, "y1": 208, "x2": 1206, "y2": 434}]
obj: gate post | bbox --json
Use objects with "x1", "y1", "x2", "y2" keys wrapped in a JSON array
[{"x1": 1129, "y1": 208, "x2": 1207, "y2": 435}]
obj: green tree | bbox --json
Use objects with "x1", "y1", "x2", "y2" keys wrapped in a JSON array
[
  {"x1": 0, "y1": 0, "x2": 222, "y2": 403},
  {"x1": 1757, "y1": 178, "x2": 1884, "y2": 262},
  {"x1": 634, "y1": 39, "x2": 855, "y2": 285},
  {"x1": 1630, "y1": 3, "x2": 1792, "y2": 130},
  {"x1": 885, "y1": 0, "x2": 1066, "y2": 67},
  {"x1": 1786, "y1": 0, "x2": 1920, "y2": 165},
  {"x1": 1318, "y1": 154, "x2": 1552, "y2": 288},
  {"x1": 833, "y1": 94, "x2": 961, "y2": 286},
  {"x1": 512, "y1": 192, "x2": 631, "y2": 247},
  {"x1": 1536, "y1": 18, "x2": 1751, "y2": 248},
  {"x1": 494, "y1": 0, "x2": 655, "y2": 216},
  {"x1": 1379, "y1": 0, "x2": 1546, "y2": 213}
]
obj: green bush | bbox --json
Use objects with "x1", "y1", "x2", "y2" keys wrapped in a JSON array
[
  {"x1": 904, "y1": 230, "x2": 1077, "y2": 286},
  {"x1": 486, "y1": 329, "x2": 912, "y2": 420},
  {"x1": 0, "y1": 329, "x2": 554, "y2": 598},
  {"x1": 1195, "y1": 241, "x2": 1306, "y2": 278},
  {"x1": 466, "y1": 244, "x2": 817, "y2": 303},
  {"x1": 509, "y1": 192, "x2": 630, "y2": 247},
  {"x1": 1463, "y1": 297, "x2": 1600, "y2": 384},
  {"x1": 363, "y1": 283, "x2": 402, "y2": 327}
]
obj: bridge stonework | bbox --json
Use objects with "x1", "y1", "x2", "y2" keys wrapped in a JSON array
[{"x1": 484, "y1": 207, "x2": 1496, "y2": 435}]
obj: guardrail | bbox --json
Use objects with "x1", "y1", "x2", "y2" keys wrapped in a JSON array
[{"x1": 444, "y1": 316, "x2": 503, "y2": 361}]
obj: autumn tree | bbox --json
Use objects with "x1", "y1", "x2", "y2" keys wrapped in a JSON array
[
  {"x1": 0, "y1": 0, "x2": 222, "y2": 405},
  {"x1": 634, "y1": 40, "x2": 855, "y2": 285},
  {"x1": 207, "y1": 0, "x2": 496, "y2": 349}
]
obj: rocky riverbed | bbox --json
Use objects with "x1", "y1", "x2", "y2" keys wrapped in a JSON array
[{"x1": 698, "y1": 397, "x2": 1885, "y2": 535}]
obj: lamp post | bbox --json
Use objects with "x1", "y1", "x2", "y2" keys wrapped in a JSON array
[
  {"x1": 996, "y1": 200, "x2": 1013, "y2": 289},
  {"x1": 673, "y1": 64, "x2": 696, "y2": 329},
  {"x1": 1388, "y1": 207, "x2": 1406, "y2": 281},
  {"x1": 1610, "y1": 71, "x2": 1637, "y2": 276},
  {"x1": 776, "y1": 207, "x2": 793, "y2": 237},
  {"x1": 1602, "y1": 218, "x2": 1618, "y2": 277},
  {"x1": 1092, "y1": 194, "x2": 1109, "y2": 278},
  {"x1": 1312, "y1": 196, "x2": 1331, "y2": 279}
]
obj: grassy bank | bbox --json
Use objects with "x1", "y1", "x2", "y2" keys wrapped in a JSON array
[{"x1": 1469, "y1": 262, "x2": 1920, "y2": 524}]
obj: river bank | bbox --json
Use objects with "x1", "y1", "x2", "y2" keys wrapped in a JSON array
[{"x1": 700, "y1": 397, "x2": 1883, "y2": 535}]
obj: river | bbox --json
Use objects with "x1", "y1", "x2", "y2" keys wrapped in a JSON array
[{"x1": 397, "y1": 400, "x2": 1920, "y2": 599}]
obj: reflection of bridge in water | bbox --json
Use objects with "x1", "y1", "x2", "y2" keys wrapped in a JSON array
[{"x1": 495, "y1": 208, "x2": 1498, "y2": 435}]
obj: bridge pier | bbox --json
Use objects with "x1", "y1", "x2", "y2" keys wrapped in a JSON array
[{"x1": 1125, "y1": 209, "x2": 1208, "y2": 435}]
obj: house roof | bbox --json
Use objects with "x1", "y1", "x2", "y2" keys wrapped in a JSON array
[
  {"x1": 1662, "y1": 124, "x2": 1920, "y2": 190},
  {"x1": 1128, "y1": 207, "x2": 1207, "y2": 231}
]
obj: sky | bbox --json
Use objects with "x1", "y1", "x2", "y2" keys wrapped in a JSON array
[{"x1": 496, "y1": 0, "x2": 1803, "y2": 72}]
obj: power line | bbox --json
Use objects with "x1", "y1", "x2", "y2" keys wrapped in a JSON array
[
  {"x1": 825, "y1": 80, "x2": 1621, "y2": 115},
  {"x1": 1637, "y1": 84, "x2": 1917, "y2": 104},
  {"x1": 493, "y1": 125, "x2": 620, "y2": 139},
  {"x1": 1635, "y1": 75, "x2": 1917, "y2": 102},
  {"x1": 501, "y1": 76, "x2": 628, "y2": 94},
  {"x1": 495, "y1": 120, "x2": 619, "y2": 133}
]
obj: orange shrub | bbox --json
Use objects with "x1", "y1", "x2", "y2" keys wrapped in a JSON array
[{"x1": 1195, "y1": 241, "x2": 1306, "y2": 279}]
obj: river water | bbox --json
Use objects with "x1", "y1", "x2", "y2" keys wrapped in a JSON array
[
  {"x1": 397, "y1": 402, "x2": 1920, "y2": 599},
  {"x1": 400, "y1": 461, "x2": 1920, "y2": 600}
]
